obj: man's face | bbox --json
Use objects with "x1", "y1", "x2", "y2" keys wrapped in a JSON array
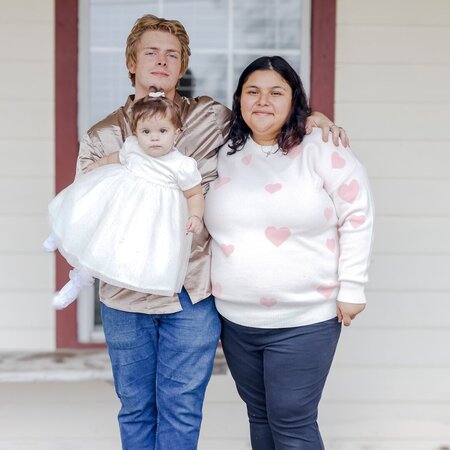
[{"x1": 128, "y1": 30, "x2": 183, "y2": 100}]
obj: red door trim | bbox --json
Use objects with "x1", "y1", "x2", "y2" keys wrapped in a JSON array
[
  {"x1": 310, "y1": 0, "x2": 336, "y2": 120},
  {"x1": 55, "y1": 0, "x2": 104, "y2": 348}
]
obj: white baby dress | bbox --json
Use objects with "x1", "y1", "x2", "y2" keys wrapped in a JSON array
[{"x1": 48, "y1": 136, "x2": 202, "y2": 296}]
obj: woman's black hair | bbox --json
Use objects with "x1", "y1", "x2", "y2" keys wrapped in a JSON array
[{"x1": 227, "y1": 56, "x2": 311, "y2": 155}]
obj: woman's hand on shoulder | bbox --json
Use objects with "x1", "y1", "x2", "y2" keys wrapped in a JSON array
[
  {"x1": 306, "y1": 111, "x2": 349, "y2": 148},
  {"x1": 336, "y1": 301, "x2": 366, "y2": 327}
]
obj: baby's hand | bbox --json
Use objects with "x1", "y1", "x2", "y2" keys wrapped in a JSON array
[
  {"x1": 186, "y1": 215, "x2": 203, "y2": 234},
  {"x1": 336, "y1": 301, "x2": 366, "y2": 327}
]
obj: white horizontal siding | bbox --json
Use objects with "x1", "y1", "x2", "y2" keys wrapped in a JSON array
[
  {"x1": 0, "y1": 178, "x2": 53, "y2": 214},
  {"x1": 0, "y1": 329, "x2": 54, "y2": 351},
  {"x1": 0, "y1": 62, "x2": 53, "y2": 101},
  {"x1": 0, "y1": 139, "x2": 54, "y2": 177},
  {"x1": 336, "y1": 103, "x2": 450, "y2": 140},
  {"x1": 0, "y1": 23, "x2": 53, "y2": 62},
  {"x1": 368, "y1": 255, "x2": 450, "y2": 290},
  {"x1": 334, "y1": 330, "x2": 450, "y2": 367},
  {"x1": 337, "y1": 0, "x2": 450, "y2": 25},
  {"x1": 0, "y1": 101, "x2": 53, "y2": 139},
  {"x1": 355, "y1": 141, "x2": 450, "y2": 178},
  {"x1": 336, "y1": 65, "x2": 450, "y2": 103},
  {"x1": 371, "y1": 179, "x2": 450, "y2": 215},
  {"x1": 333, "y1": 0, "x2": 450, "y2": 448},
  {"x1": 0, "y1": 0, "x2": 53, "y2": 22},
  {"x1": 0, "y1": 0, "x2": 55, "y2": 351},
  {"x1": 0, "y1": 217, "x2": 51, "y2": 252},
  {"x1": 373, "y1": 217, "x2": 450, "y2": 253},
  {"x1": 0, "y1": 293, "x2": 54, "y2": 328},
  {"x1": 354, "y1": 292, "x2": 450, "y2": 328},
  {"x1": 337, "y1": 25, "x2": 450, "y2": 64},
  {"x1": 0, "y1": 254, "x2": 53, "y2": 291}
]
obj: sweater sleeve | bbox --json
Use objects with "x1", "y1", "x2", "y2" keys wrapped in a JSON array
[{"x1": 312, "y1": 134, "x2": 374, "y2": 304}]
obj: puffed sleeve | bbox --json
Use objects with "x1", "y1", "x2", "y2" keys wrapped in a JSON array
[
  {"x1": 177, "y1": 156, "x2": 203, "y2": 191},
  {"x1": 312, "y1": 132, "x2": 374, "y2": 304},
  {"x1": 118, "y1": 136, "x2": 136, "y2": 165}
]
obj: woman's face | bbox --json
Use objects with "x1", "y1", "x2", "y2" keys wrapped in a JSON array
[{"x1": 240, "y1": 69, "x2": 293, "y2": 145}]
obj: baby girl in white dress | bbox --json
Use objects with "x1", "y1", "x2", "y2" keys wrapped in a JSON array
[{"x1": 45, "y1": 91, "x2": 204, "y2": 309}]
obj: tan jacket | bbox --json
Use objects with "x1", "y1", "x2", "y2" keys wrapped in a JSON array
[{"x1": 77, "y1": 93, "x2": 231, "y2": 314}]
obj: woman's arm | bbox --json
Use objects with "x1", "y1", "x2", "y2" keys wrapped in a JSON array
[
  {"x1": 336, "y1": 302, "x2": 366, "y2": 327},
  {"x1": 314, "y1": 138, "x2": 374, "y2": 326},
  {"x1": 183, "y1": 184, "x2": 205, "y2": 234}
]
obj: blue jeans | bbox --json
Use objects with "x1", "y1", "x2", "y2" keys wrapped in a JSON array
[
  {"x1": 221, "y1": 316, "x2": 341, "y2": 450},
  {"x1": 101, "y1": 289, "x2": 221, "y2": 450}
]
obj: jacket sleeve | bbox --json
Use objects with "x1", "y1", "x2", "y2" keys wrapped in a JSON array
[
  {"x1": 76, "y1": 132, "x2": 106, "y2": 177},
  {"x1": 197, "y1": 101, "x2": 231, "y2": 195}
]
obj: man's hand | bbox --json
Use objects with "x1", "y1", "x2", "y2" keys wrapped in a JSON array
[
  {"x1": 336, "y1": 301, "x2": 366, "y2": 326},
  {"x1": 306, "y1": 112, "x2": 350, "y2": 147},
  {"x1": 85, "y1": 151, "x2": 120, "y2": 172}
]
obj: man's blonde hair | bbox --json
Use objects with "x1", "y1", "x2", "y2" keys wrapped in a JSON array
[{"x1": 126, "y1": 14, "x2": 191, "y2": 86}]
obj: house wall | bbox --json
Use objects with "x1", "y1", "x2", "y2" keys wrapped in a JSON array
[
  {"x1": 321, "y1": 0, "x2": 450, "y2": 448},
  {"x1": 0, "y1": 0, "x2": 56, "y2": 350}
]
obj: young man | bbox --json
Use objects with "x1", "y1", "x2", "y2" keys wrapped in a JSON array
[{"x1": 77, "y1": 14, "x2": 346, "y2": 450}]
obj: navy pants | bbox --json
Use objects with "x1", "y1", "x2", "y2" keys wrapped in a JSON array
[
  {"x1": 101, "y1": 289, "x2": 221, "y2": 450},
  {"x1": 221, "y1": 316, "x2": 341, "y2": 450}
]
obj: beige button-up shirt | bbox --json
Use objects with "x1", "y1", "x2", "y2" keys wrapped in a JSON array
[{"x1": 76, "y1": 93, "x2": 231, "y2": 314}]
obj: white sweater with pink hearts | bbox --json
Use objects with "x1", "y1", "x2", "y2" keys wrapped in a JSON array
[{"x1": 204, "y1": 129, "x2": 374, "y2": 328}]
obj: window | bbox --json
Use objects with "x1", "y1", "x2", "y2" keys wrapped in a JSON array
[
  {"x1": 75, "y1": 0, "x2": 311, "y2": 343},
  {"x1": 78, "y1": 0, "x2": 311, "y2": 133}
]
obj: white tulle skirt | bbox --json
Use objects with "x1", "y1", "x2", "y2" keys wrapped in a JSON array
[{"x1": 48, "y1": 165, "x2": 192, "y2": 296}]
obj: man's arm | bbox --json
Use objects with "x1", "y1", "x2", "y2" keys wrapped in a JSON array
[
  {"x1": 85, "y1": 152, "x2": 120, "y2": 172},
  {"x1": 306, "y1": 111, "x2": 350, "y2": 147},
  {"x1": 76, "y1": 133, "x2": 107, "y2": 177}
]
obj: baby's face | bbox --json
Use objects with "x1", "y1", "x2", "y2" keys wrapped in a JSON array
[{"x1": 135, "y1": 115, "x2": 179, "y2": 158}]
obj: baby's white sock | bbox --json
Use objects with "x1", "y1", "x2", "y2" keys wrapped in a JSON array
[{"x1": 53, "y1": 267, "x2": 94, "y2": 310}]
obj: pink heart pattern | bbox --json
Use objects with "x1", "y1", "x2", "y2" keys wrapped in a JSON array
[
  {"x1": 220, "y1": 244, "x2": 235, "y2": 256},
  {"x1": 265, "y1": 227, "x2": 291, "y2": 247},
  {"x1": 241, "y1": 154, "x2": 252, "y2": 165},
  {"x1": 338, "y1": 180, "x2": 359, "y2": 203},
  {"x1": 265, "y1": 183, "x2": 282, "y2": 194},
  {"x1": 326, "y1": 238, "x2": 336, "y2": 253},
  {"x1": 211, "y1": 282, "x2": 222, "y2": 296},
  {"x1": 214, "y1": 176, "x2": 230, "y2": 189},
  {"x1": 331, "y1": 152, "x2": 346, "y2": 169},
  {"x1": 324, "y1": 207, "x2": 333, "y2": 220},
  {"x1": 349, "y1": 214, "x2": 366, "y2": 228},
  {"x1": 317, "y1": 284, "x2": 337, "y2": 299},
  {"x1": 260, "y1": 297, "x2": 277, "y2": 308}
]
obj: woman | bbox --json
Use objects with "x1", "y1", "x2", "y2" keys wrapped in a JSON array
[{"x1": 204, "y1": 56, "x2": 374, "y2": 449}]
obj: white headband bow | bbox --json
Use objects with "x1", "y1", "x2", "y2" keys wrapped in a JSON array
[{"x1": 149, "y1": 91, "x2": 165, "y2": 98}]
